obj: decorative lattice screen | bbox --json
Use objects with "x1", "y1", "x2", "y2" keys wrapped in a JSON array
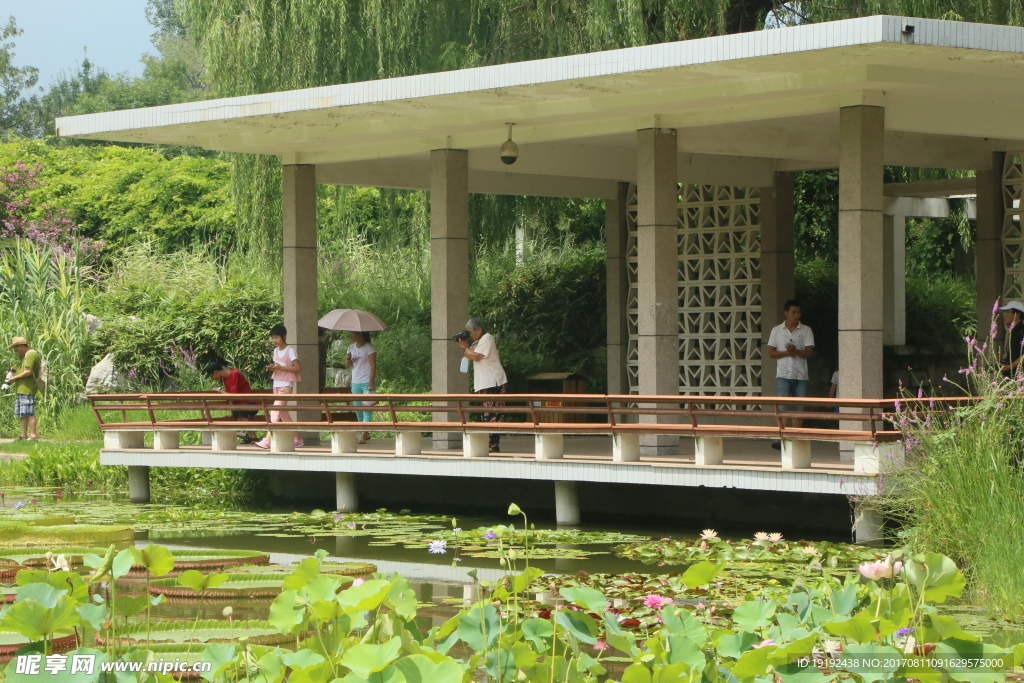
[
  {"x1": 625, "y1": 185, "x2": 762, "y2": 396},
  {"x1": 1004, "y1": 153, "x2": 1024, "y2": 299}
]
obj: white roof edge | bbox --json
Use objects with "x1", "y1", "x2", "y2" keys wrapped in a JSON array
[{"x1": 57, "y1": 15, "x2": 1024, "y2": 138}]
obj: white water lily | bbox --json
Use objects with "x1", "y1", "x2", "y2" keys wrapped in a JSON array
[
  {"x1": 754, "y1": 532, "x2": 770, "y2": 541},
  {"x1": 49, "y1": 554, "x2": 69, "y2": 572},
  {"x1": 700, "y1": 529, "x2": 717, "y2": 540}
]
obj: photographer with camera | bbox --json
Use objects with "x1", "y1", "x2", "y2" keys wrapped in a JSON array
[{"x1": 455, "y1": 319, "x2": 507, "y2": 453}]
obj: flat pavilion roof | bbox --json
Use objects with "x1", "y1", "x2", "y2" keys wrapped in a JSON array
[{"x1": 59, "y1": 15, "x2": 1024, "y2": 199}]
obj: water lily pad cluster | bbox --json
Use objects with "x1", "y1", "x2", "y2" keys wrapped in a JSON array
[{"x1": 614, "y1": 532, "x2": 884, "y2": 568}]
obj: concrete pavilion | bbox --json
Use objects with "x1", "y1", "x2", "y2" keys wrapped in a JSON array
[{"x1": 60, "y1": 15, "x2": 1024, "y2": 454}]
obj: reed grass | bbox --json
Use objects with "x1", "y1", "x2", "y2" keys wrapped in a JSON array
[{"x1": 883, "y1": 322, "x2": 1024, "y2": 618}]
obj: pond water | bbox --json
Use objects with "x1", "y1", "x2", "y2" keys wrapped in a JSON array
[{"x1": 2, "y1": 486, "x2": 1022, "y2": 647}]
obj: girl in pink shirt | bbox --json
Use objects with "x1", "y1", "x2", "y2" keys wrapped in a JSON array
[{"x1": 255, "y1": 325, "x2": 304, "y2": 449}]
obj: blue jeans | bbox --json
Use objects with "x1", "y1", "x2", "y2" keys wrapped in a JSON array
[
  {"x1": 351, "y1": 383, "x2": 372, "y2": 423},
  {"x1": 774, "y1": 377, "x2": 807, "y2": 412}
]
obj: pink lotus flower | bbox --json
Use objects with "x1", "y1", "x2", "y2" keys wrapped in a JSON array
[
  {"x1": 752, "y1": 639, "x2": 776, "y2": 649},
  {"x1": 351, "y1": 577, "x2": 365, "y2": 586},
  {"x1": 594, "y1": 641, "x2": 609, "y2": 651},
  {"x1": 643, "y1": 594, "x2": 673, "y2": 609},
  {"x1": 858, "y1": 554, "x2": 903, "y2": 581}
]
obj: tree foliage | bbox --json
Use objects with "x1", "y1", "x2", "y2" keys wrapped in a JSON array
[
  {"x1": 0, "y1": 138, "x2": 235, "y2": 253},
  {"x1": 0, "y1": 18, "x2": 39, "y2": 137}
]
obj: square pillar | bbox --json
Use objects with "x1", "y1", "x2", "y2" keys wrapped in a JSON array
[
  {"x1": 283, "y1": 164, "x2": 321, "y2": 443},
  {"x1": 838, "y1": 106, "x2": 885, "y2": 402},
  {"x1": 430, "y1": 149, "x2": 470, "y2": 450},
  {"x1": 759, "y1": 172, "x2": 796, "y2": 395},
  {"x1": 976, "y1": 153, "x2": 1006, "y2": 341},
  {"x1": 395, "y1": 432, "x2": 423, "y2": 456},
  {"x1": 153, "y1": 431, "x2": 179, "y2": 450},
  {"x1": 128, "y1": 466, "x2": 150, "y2": 503},
  {"x1": 780, "y1": 440, "x2": 812, "y2": 469},
  {"x1": 463, "y1": 432, "x2": 489, "y2": 458},
  {"x1": 882, "y1": 214, "x2": 906, "y2": 346},
  {"x1": 694, "y1": 436, "x2": 723, "y2": 466},
  {"x1": 606, "y1": 182, "x2": 630, "y2": 396},
  {"x1": 331, "y1": 431, "x2": 359, "y2": 454},
  {"x1": 612, "y1": 433, "x2": 639, "y2": 462},
  {"x1": 211, "y1": 431, "x2": 237, "y2": 452},
  {"x1": 535, "y1": 434, "x2": 564, "y2": 460},
  {"x1": 336, "y1": 472, "x2": 358, "y2": 512},
  {"x1": 636, "y1": 128, "x2": 679, "y2": 455}
]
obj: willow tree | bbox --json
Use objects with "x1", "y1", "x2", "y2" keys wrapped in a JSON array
[{"x1": 179, "y1": 0, "x2": 1023, "y2": 253}]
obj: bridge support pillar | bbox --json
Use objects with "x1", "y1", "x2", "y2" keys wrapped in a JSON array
[
  {"x1": 336, "y1": 472, "x2": 358, "y2": 512},
  {"x1": 128, "y1": 466, "x2": 150, "y2": 503},
  {"x1": 612, "y1": 433, "x2": 639, "y2": 462},
  {"x1": 852, "y1": 497, "x2": 883, "y2": 543},
  {"x1": 694, "y1": 436, "x2": 724, "y2": 465},
  {"x1": 780, "y1": 440, "x2": 811, "y2": 469},
  {"x1": 270, "y1": 430, "x2": 298, "y2": 453},
  {"x1": 395, "y1": 432, "x2": 423, "y2": 456},
  {"x1": 535, "y1": 434, "x2": 563, "y2": 460},
  {"x1": 463, "y1": 433, "x2": 488, "y2": 458},
  {"x1": 331, "y1": 432, "x2": 359, "y2": 454},
  {"x1": 153, "y1": 431, "x2": 179, "y2": 450},
  {"x1": 212, "y1": 431, "x2": 237, "y2": 451},
  {"x1": 554, "y1": 481, "x2": 580, "y2": 525}
]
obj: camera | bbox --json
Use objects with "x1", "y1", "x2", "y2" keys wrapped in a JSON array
[
  {"x1": 1, "y1": 369, "x2": 14, "y2": 392},
  {"x1": 452, "y1": 331, "x2": 471, "y2": 342}
]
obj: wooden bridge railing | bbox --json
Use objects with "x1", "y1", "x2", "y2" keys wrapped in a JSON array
[{"x1": 87, "y1": 392, "x2": 924, "y2": 443}]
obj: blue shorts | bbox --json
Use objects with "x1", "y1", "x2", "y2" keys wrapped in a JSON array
[
  {"x1": 774, "y1": 378, "x2": 807, "y2": 412},
  {"x1": 14, "y1": 394, "x2": 34, "y2": 418}
]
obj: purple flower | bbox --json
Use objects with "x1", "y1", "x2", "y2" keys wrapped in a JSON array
[
  {"x1": 483, "y1": 532, "x2": 497, "y2": 539},
  {"x1": 13, "y1": 502, "x2": 24, "y2": 510},
  {"x1": 428, "y1": 540, "x2": 447, "y2": 554},
  {"x1": 333, "y1": 515, "x2": 343, "y2": 522},
  {"x1": 897, "y1": 627, "x2": 914, "y2": 637}
]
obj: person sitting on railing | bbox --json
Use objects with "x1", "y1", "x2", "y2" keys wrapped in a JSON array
[
  {"x1": 999, "y1": 301, "x2": 1024, "y2": 378},
  {"x1": 457, "y1": 318, "x2": 508, "y2": 453},
  {"x1": 204, "y1": 361, "x2": 259, "y2": 444},
  {"x1": 767, "y1": 299, "x2": 814, "y2": 450}
]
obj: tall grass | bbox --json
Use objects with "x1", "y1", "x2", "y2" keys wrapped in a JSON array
[
  {"x1": 883, "y1": 322, "x2": 1024, "y2": 617},
  {"x1": 0, "y1": 241, "x2": 92, "y2": 433}
]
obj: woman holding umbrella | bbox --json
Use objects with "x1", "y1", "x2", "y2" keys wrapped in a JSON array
[
  {"x1": 318, "y1": 309, "x2": 388, "y2": 445},
  {"x1": 346, "y1": 331, "x2": 376, "y2": 444}
]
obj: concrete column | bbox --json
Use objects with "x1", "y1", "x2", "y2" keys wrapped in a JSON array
[
  {"x1": 430, "y1": 149, "x2": 470, "y2": 450},
  {"x1": 331, "y1": 431, "x2": 359, "y2": 454},
  {"x1": 976, "y1": 153, "x2": 1006, "y2": 342},
  {"x1": 283, "y1": 165, "x2": 321, "y2": 443},
  {"x1": 113, "y1": 432, "x2": 145, "y2": 449},
  {"x1": 759, "y1": 173, "x2": 795, "y2": 395},
  {"x1": 128, "y1": 466, "x2": 150, "y2": 503},
  {"x1": 463, "y1": 432, "x2": 489, "y2": 458},
  {"x1": 395, "y1": 432, "x2": 423, "y2": 456},
  {"x1": 694, "y1": 436, "x2": 723, "y2": 466},
  {"x1": 612, "y1": 433, "x2": 639, "y2": 462},
  {"x1": 336, "y1": 472, "x2": 358, "y2": 512},
  {"x1": 780, "y1": 440, "x2": 812, "y2": 469},
  {"x1": 838, "y1": 106, "x2": 885, "y2": 402},
  {"x1": 636, "y1": 128, "x2": 679, "y2": 455},
  {"x1": 606, "y1": 182, "x2": 630, "y2": 395},
  {"x1": 211, "y1": 431, "x2": 237, "y2": 452},
  {"x1": 882, "y1": 214, "x2": 907, "y2": 346},
  {"x1": 553, "y1": 481, "x2": 580, "y2": 525},
  {"x1": 153, "y1": 431, "x2": 179, "y2": 450},
  {"x1": 852, "y1": 497, "x2": 883, "y2": 544},
  {"x1": 535, "y1": 434, "x2": 564, "y2": 460}
]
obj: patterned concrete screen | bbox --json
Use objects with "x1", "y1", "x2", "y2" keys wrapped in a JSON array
[
  {"x1": 625, "y1": 184, "x2": 762, "y2": 397},
  {"x1": 1005, "y1": 153, "x2": 1024, "y2": 299}
]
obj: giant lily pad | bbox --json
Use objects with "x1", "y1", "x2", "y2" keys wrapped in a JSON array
[
  {"x1": 0, "y1": 630, "x2": 78, "y2": 656},
  {"x1": 0, "y1": 523, "x2": 134, "y2": 549},
  {"x1": 150, "y1": 573, "x2": 293, "y2": 599},
  {"x1": 95, "y1": 620, "x2": 292, "y2": 647}
]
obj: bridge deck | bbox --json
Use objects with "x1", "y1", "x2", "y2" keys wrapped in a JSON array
[{"x1": 99, "y1": 435, "x2": 875, "y2": 496}]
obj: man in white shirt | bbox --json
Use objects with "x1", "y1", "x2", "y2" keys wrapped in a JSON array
[
  {"x1": 457, "y1": 318, "x2": 508, "y2": 453},
  {"x1": 766, "y1": 299, "x2": 814, "y2": 449}
]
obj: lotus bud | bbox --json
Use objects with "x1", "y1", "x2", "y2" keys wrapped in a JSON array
[{"x1": 222, "y1": 606, "x2": 233, "y2": 617}]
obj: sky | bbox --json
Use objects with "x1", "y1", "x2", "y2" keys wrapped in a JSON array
[{"x1": 3, "y1": 0, "x2": 153, "y2": 92}]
